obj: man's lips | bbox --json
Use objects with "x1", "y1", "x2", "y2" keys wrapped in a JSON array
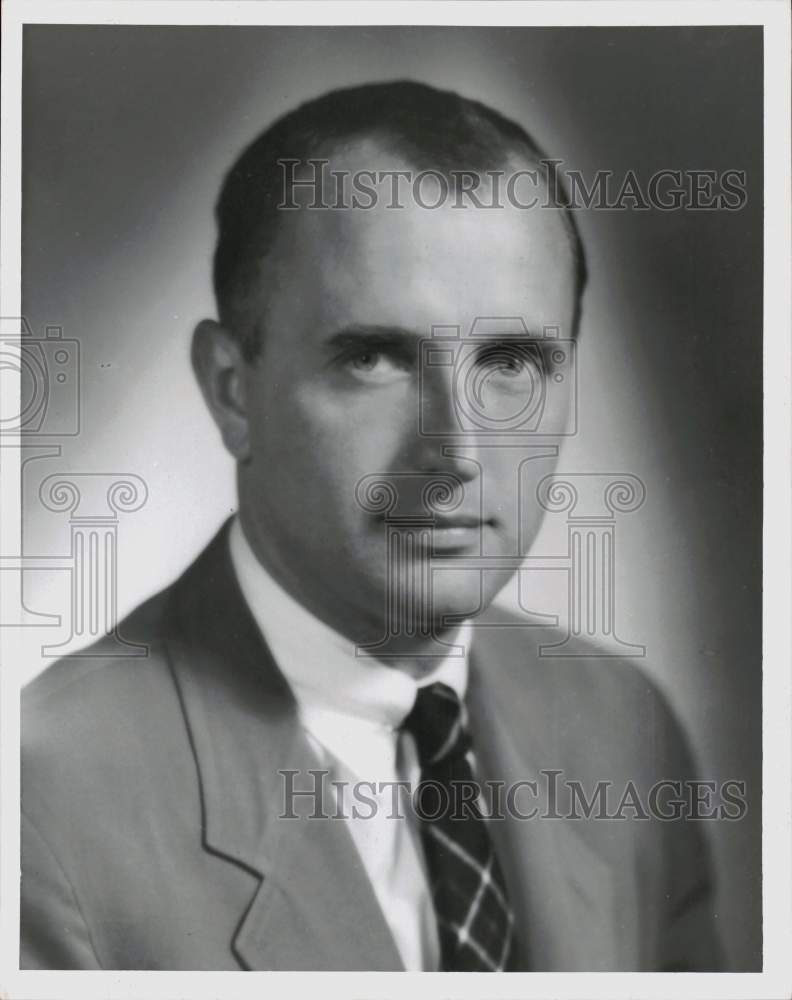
[
  {"x1": 431, "y1": 513, "x2": 493, "y2": 529},
  {"x1": 429, "y1": 516, "x2": 492, "y2": 551},
  {"x1": 372, "y1": 511, "x2": 494, "y2": 528},
  {"x1": 369, "y1": 512, "x2": 496, "y2": 550}
]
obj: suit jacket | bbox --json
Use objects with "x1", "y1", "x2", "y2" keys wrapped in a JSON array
[{"x1": 21, "y1": 522, "x2": 723, "y2": 971}]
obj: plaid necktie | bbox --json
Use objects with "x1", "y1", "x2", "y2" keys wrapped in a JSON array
[{"x1": 402, "y1": 682, "x2": 515, "y2": 971}]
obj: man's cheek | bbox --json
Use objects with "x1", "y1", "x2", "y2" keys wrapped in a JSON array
[{"x1": 310, "y1": 415, "x2": 407, "y2": 475}]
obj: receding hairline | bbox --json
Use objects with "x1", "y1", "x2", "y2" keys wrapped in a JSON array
[
  {"x1": 222, "y1": 142, "x2": 582, "y2": 327},
  {"x1": 212, "y1": 81, "x2": 588, "y2": 354}
]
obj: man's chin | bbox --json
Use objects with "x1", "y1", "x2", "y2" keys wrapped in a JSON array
[
  {"x1": 398, "y1": 568, "x2": 502, "y2": 632},
  {"x1": 345, "y1": 560, "x2": 509, "y2": 645}
]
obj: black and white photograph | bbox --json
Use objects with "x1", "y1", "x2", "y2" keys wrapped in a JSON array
[{"x1": 0, "y1": 2, "x2": 789, "y2": 998}]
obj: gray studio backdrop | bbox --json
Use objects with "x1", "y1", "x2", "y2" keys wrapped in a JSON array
[{"x1": 20, "y1": 25, "x2": 761, "y2": 968}]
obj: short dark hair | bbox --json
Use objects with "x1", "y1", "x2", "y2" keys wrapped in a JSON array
[{"x1": 213, "y1": 79, "x2": 587, "y2": 359}]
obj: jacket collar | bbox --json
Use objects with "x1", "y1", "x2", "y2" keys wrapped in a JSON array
[
  {"x1": 163, "y1": 521, "x2": 403, "y2": 970},
  {"x1": 467, "y1": 625, "x2": 630, "y2": 970}
]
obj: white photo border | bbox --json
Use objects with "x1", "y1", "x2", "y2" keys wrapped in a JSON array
[{"x1": 1, "y1": 2, "x2": 789, "y2": 998}]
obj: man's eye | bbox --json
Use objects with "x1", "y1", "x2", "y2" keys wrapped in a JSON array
[
  {"x1": 350, "y1": 351, "x2": 385, "y2": 371},
  {"x1": 493, "y1": 355, "x2": 526, "y2": 376},
  {"x1": 475, "y1": 344, "x2": 542, "y2": 380},
  {"x1": 344, "y1": 349, "x2": 411, "y2": 381}
]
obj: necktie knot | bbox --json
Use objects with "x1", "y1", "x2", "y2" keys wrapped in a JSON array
[{"x1": 402, "y1": 681, "x2": 470, "y2": 770}]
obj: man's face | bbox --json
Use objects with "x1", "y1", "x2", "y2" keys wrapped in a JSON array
[{"x1": 235, "y1": 147, "x2": 577, "y2": 643}]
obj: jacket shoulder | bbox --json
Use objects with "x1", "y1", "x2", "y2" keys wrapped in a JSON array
[
  {"x1": 24, "y1": 585, "x2": 170, "y2": 717},
  {"x1": 22, "y1": 585, "x2": 185, "y2": 806},
  {"x1": 471, "y1": 604, "x2": 697, "y2": 781}
]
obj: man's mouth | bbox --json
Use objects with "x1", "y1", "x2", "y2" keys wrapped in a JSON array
[
  {"x1": 431, "y1": 513, "x2": 491, "y2": 529},
  {"x1": 371, "y1": 510, "x2": 496, "y2": 550},
  {"x1": 426, "y1": 514, "x2": 494, "y2": 550}
]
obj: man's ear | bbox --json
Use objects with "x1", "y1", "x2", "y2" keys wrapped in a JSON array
[{"x1": 191, "y1": 319, "x2": 251, "y2": 461}]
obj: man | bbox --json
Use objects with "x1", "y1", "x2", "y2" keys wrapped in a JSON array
[{"x1": 21, "y1": 81, "x2": 723, "y2": 971}]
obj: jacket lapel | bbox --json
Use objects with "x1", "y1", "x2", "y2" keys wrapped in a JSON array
[
  {"x1": 162, "y1": 523, "x2": 633, "y2": 971},
  {"x1": 163, "y1": 523, "x2": 402, "y2": 970},
  {"x1": 467, "y1": 624, "x2": 629, "y2": 971}
]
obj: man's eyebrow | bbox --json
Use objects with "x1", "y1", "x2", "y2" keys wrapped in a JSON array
[{"x1": 324, "y1": 324, "x2": 423, "y2": 350}]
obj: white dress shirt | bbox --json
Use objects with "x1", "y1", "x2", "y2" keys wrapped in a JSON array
[{"x1": 228, "y1": 518, "x2": 471, "y2": 971}]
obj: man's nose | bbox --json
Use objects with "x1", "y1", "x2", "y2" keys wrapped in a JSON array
[{"x1": 403, "y1": 365, "x2": 481, "y2": 482}]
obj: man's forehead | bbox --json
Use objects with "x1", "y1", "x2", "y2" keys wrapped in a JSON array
[
  {"x1": 276, "y1": 141, "x2": 573, "y2": 262},
  {"x1": 255, "y1": 137, "x2": 577, "y2": 337},
  {"x1": 258, "y1": 218, "x2": 574, "y2": 347}
]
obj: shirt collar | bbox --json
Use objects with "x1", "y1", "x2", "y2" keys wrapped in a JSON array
[{"x1": 228, "y1": 517, "x2": 469, "y2": 733}]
